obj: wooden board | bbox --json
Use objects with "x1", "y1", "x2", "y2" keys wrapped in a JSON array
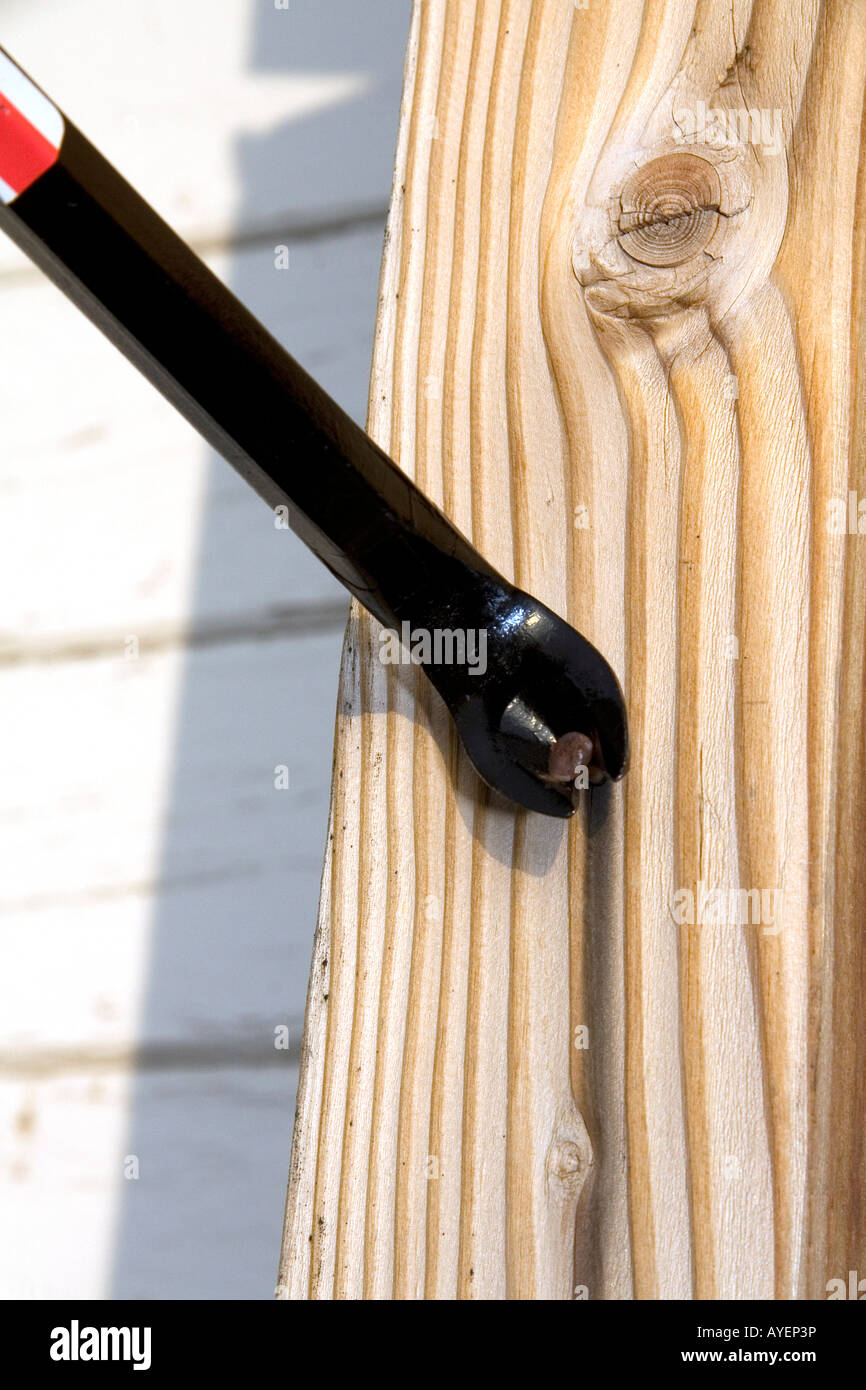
[{"x1": 280, "y1": 0, "x2": 866, "y2": 1299}]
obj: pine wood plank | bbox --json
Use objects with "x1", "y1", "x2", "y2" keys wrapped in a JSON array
[{"x1": 280, "y1": 0, "x2": 866, "y2": 1299}]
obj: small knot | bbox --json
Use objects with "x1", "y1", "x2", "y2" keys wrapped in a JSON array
[
  {"x1": 548, "y1": 1140, "x2": 584, "y2": 1182},
  {"x1": 617, "y1": 153, "x2": 722, "y2": 268}
]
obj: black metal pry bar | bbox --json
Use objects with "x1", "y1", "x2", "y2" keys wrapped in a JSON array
[{"x1": 0, "y1": 46, "x2": 627, "y2": 818}]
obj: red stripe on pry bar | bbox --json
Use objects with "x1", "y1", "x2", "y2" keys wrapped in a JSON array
[{"x1": 0, "y1": 89, "x2": 59, "y2": 194}]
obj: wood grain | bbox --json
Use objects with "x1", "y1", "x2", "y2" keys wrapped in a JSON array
[{"x1": 279, "y1": 0, "x2": 866, "y2": 1299}]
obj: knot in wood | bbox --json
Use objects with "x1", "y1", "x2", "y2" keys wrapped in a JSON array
[
  {"x1": 547, "y1": 1139, "x2": 584, "y2": 1182},
  {"x1": 617, "y1": 154, "x2": 722, "y2": 268}
]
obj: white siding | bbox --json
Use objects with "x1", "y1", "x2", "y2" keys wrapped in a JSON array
[{"x1": 0, "y1": 0, "x2": 411, "y2": 1298}]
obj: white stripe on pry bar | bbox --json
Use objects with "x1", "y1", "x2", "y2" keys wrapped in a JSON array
[{"x1": 0, "y1": 49, "x2": 63, "y2": 149}]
